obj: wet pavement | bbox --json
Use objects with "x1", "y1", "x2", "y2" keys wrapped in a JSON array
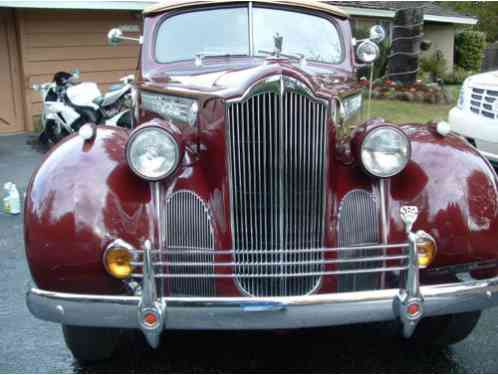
[{"x1": 1, "y1": 133, "x2": 498, "y2": 373}]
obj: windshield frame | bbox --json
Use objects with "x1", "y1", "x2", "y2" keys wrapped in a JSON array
[{"x1": 152, "y1": 3, "x2": 345, "y2": 66}]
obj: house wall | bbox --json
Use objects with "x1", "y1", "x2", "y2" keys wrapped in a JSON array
[
  {"x1": 15, "y1": 9, "x2": 141, "y2": 131},
  {"x1": 422, "y1": 22, "x2": 455, "y2": 72}
]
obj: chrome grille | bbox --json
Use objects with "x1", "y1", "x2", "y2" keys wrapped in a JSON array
[
  {"x1": 226, "y1": 77, "x2": 327, "y2": 297},
  {"x1": 470, "y1": 87, "x2": 498, "y2": 120},
  {"x1": 163, "y1": 191, "x2": 216, "y2": 297},
  {"x1": 337, "y1": 189, "x2": 381, "y2": 292}
]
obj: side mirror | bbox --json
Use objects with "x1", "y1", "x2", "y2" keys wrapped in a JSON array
[
  {"x1": 108, "y1": 28, "x2": 142, "y2": 46},
  {"x1": 369, "y1": 25, "x2": 386, "y2": 44},
  {"x1": 356, "y1": 40, "x2": 380, "y2": 64},
  {"x1": 108, "y1": 28, "x2": 124, "y2": 46}
]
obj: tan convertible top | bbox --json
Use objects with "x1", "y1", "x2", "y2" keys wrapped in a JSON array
[{"x1": 143, "y1": 0, "x2": 348, "y2": 18}]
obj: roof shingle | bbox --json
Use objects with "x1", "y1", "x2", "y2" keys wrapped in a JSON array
[{"x1": 326, "y1": 1, "x2": 476, "y2": 20}]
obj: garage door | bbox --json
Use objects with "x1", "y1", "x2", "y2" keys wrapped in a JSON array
[
  {"x1": 21, "y1": 9, "x2": 140, "y2": 126},
  {"x1": 0, "y1": 9, "x2": 24, "y2": 133}
]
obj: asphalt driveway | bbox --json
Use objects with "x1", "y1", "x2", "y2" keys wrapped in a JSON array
[{"x1": 1, "y1": 133, "x2": 498, "y2": 373}]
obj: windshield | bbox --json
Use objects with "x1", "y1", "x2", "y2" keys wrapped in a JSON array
[{"x1": 155, "y1": 6, "x2": 343, "y2": 64}]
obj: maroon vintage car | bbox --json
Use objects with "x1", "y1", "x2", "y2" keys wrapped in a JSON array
[{"x1": 25, "y1": 0, "x2": 498, "y2": 362}]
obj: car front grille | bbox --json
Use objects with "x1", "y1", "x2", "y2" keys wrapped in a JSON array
[
  {"x1": 470, "y1": 87, "x2": 498, "y2": 120},
  {"x1": 163, "y1": 190, "x2": 216, "y2": 297},
  {"x1": 226, "y1": 79, "x2": 328, "y2": 297},
  {"x1": 337, "y1": 189, "x2": 382, "y2": 292}
]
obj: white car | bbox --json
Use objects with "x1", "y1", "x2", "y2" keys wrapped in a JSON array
[{"x1": 449, "y1": 70, "x2": 498, "y2": 164}]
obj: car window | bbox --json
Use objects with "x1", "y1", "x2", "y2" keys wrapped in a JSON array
[
  {"x1": 155, "y1": 7, "x2": 249, "y2": 63},
  {"x1": 253, "y1": 7, "x2": 342, "y2": 64}
]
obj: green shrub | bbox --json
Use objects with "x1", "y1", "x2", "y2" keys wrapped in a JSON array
[
  {"x1": 443, "y1": 66, "x2": 476, "y2": 85},
  {"x1": 420, "y1": 50, "x2": 448, "y2": 82},
  {"x1": 455, "y1": 30, "x2": 486, "y2": 71}
]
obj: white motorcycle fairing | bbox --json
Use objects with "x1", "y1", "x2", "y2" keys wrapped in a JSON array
[
  {"x1": 101, "y1": 84, "x2": 130, "y2": 107},
  {"x1": 66, "y1": 82, "x2": 101, "y2": 110},
  {"x1": 44, "y1": 101, "x2": 80, "y2": 132}
]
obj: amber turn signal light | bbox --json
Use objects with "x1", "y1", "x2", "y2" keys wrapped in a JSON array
[
  {"x1": 416, "y1": 231, "x2": 437, "y2": 268},
  {"x1": 104, "y1": 240, "x2": 134, "y2": 279}
]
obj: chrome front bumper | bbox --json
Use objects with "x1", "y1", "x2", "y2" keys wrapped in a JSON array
[
  {"x1": 27, "y1": 276, "x2": 498, "y2": 329},
  {"x1": 26, "y1": 206, "x2": 498, "y2": 348}
]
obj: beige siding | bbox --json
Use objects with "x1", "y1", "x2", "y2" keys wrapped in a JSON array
[
  {"x1": 421, "y1": 23, "x2": 455, "y2": 72},
  {"x1": 0, "y1": 9, "x2": 25, "y2": 134},
  {"x1": 16, "y1": 9, "x2": 141, "y2": 130}
]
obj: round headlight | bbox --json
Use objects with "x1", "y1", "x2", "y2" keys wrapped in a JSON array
[
  {"x1": 127, "y1": 127, "x2": 180, "y2": 180},
  {"x1": 361, "y1": 127, "x2": 410, "y2": 178},
  {"x1": 356, "y1": 40, "x2": 380, "y2": 64}
]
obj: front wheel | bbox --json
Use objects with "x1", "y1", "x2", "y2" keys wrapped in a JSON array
[
  {"x1": 62, "y1": 325, "x2": 122, "y2": 363},
  {"x1": 405, "y1": 311, "x2": 481, "y2": 346}
]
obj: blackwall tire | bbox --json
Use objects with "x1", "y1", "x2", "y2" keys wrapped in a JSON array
[
  {"x1": 62, "y1": 325, "x2": 122, "y2": 363},
  {"x1": 406, "y1": 311, "x2": 481, "y2": 347}
]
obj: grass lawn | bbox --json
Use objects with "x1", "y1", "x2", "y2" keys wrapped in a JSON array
[{"x1": 366, "y1": 84, "x2": 460, "y2": 124}]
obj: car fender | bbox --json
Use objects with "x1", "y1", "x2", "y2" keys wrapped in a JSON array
[
  {"x1": 24, "y1": 126, "x2": 153, "y2": 293},
  {"x1": 387, "y1": 123, "x2": 498, "y2": 267}
]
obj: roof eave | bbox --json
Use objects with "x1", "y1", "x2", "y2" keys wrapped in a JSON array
[
  {"x1": 342, "y1": 6, "x2": 478, "y2": 26},
  {"x1": 0, "y1": 0, "x2": 155, "y2": 10}
]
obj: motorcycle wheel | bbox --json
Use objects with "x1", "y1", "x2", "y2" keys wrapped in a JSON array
[{"x1": 45, "y1": 120, "x2": 68, "y2": 145}]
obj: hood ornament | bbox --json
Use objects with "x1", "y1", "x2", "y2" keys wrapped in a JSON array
[{"x1": 274, "y1": 33, "x2": 283, "y2": 58}]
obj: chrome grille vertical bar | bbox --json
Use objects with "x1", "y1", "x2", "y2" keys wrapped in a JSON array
[{"x1": 228, "y1": 77, "x2": 328, "y2": 297}]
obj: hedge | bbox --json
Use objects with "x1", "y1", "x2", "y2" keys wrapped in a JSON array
[{"x1": 455, "y1": 30, "x2": 486, "y2": 71}]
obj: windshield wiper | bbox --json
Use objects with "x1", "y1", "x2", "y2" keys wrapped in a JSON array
[{"x1": 194, "y1": 52, "x2": 247, "y2": 67}]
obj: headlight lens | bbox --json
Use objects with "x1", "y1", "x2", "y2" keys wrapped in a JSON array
[
  {"x1": 127, "y1": 127, "x2": 180, "y2": 180},
  {"x1": 104, "y1": 240, "x2": 134, "y2": 279},
  {"x1": 361, "y1": 127, "x2": 410, "y2": 178},
  {"x1": 142, "y1": 92, "x2": 199, "y2": 126}
]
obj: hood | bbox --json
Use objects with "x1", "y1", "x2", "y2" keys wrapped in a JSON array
[
  {"x1": 140, "y1": 59, "x2": 357, "y2": 101},
  {"x1": 467, "y1": 70, "x2": 498, "y2": 88}
]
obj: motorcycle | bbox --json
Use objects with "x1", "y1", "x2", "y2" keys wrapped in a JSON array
[{"x1": 33, "y1": 69, "x2": 134, "y2": 145}]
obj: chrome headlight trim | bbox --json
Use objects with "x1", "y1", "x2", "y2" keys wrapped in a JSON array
[
  {"x1": 126, "y1": 126, "x2": 180, "y2": 181},
  {"x1": 360, "y1": 127, "x2": 411, "y2": 178}
]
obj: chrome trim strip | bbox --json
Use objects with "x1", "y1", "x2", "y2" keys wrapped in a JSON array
[
  {"x1": 27, "y1": 275, "x2": 498, "y2": 330},
  {"x1": 130, "y1": 243, "x2": 409, "y2": 256},
  {"x1": 131, "y1": 254, "x2": 408, "y2": 268},
  {"x1": 226, "y1": 75, "x2": 329, "y2": 105},
  {"x1": 132, "y1": 267, "x2": 409, "y2": 279}
]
